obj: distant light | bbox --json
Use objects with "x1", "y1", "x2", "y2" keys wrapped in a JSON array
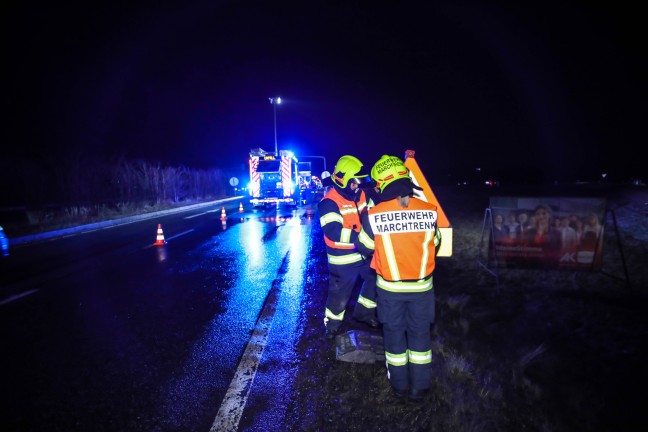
[
  {"x1": 601, "y1": 173, "x2": 607, "y2": 179},
  {"x1": 276, "y1": 97, "x2": 282, "y2": 104}
]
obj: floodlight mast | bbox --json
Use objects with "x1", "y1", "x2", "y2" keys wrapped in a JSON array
[{"x1": 269, "y1": 97, "x2": 281, "y2": 156}]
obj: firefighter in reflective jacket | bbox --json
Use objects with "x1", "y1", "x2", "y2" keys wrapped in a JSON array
[
  {"x1": 363, "y1": 154, "x2": 441, "y2": 401},
  {"x1": 318, "y1": 155, "x2": 378, "y2": 339}
]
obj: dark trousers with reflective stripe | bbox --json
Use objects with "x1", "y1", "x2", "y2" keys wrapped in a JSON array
[
  {"x1": 377, "y1": 288, "x2": 435, "y2": 391},
  {"x1": 325, "y1": 259, "x2": 377, "y2": 331}
]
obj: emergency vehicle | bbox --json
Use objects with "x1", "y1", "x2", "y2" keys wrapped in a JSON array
[{"x1": 248, "y1": 148, "x2": 300, "y2": 207}]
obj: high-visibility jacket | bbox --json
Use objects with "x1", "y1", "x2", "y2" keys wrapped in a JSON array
[
  {"x1": 367, "y1": 197, "x2": 441, "y2": 292},
  {"x1": 318, "y1": 187, "x2": 373, "y2": 267}
]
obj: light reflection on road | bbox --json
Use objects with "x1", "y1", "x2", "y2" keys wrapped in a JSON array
[
  {"x1": 158, "y1": 208, "x2": 311, "y2": 429},
  {"x1": 240, "y1": 213, "x2": 314, "y2": 429}
]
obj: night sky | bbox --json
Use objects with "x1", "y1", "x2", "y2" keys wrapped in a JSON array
[{"x1": 4, "y1": 1, "x2": 645, "y2": 185}]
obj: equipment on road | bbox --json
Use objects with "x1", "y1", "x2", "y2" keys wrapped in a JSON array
[
  {"x1": 335, "y1": 330, "x2": 385, "y2": 364},
  {"x1": 220, "y1": 207, "x2": 227, "y2": 221},
  {"x1": 154, "y1": 224, "x2": 166, "y2": 246}
]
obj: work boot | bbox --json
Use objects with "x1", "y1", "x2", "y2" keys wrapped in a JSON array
[
  {"x1": 364, "y1": 318, "x2": 381, "y2": 329},
  {"x1": 353, "y1": 314, "x2": 381, "y2": 329},
  {"x1": 391, "y1": 385, "x2": 408, "y2": 400},
  {"x1": 356, "y1": 318, "x2": 380, "y2": 329},
  {"x1": 408, "y1": 388, "x2": 430, "y2": 402},
  {"x1": 324, "y1": 325, "x2": 341, "y2": 340}
]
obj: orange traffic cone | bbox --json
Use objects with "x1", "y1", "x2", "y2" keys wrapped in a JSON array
[
  {"x1": 154, "y1": 224, "x2": 166, "y2": 245},
  {"x1": 239, "y1": 202, "x2": 243, "y2": 212},
  {"x1": 220, "y1": 207, "x2": 227, "y2": 221}
]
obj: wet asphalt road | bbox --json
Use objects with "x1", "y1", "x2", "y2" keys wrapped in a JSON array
[{"x1": 0, "y1": 201, "x2": 318, "y2": 431}]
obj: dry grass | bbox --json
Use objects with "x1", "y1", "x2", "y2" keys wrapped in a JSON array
[
  {"x1": 9, "y1": 199, "x2": 215, "y2": 237},
  {"x1": 285, "y1": 183, "x2": 648, "y2": 432}
]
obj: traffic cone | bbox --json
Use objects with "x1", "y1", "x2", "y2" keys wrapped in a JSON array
[
  {"x1": 154, "y1": 224, "x2": 166, "y2": 245},
  {"x1": 239, "y1": 202, "x2": 243, "y2": 212},
  {"x1": 220, "y1": 207, "x2": 227, "y2": 221}
]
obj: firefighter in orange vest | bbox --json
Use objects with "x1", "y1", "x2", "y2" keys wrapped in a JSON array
[
  {"x1": 364, "y1": 154, "x2": 441, "y2": 401},
  {"x1": 318, "y1": 155, "x2": 378, "y2": 339}
]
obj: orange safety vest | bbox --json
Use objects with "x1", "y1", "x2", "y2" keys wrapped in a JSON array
[
  {"x1": 321, "y1": 188, "x2": 368, "y2": 250},
  {"x1": 367, "y1": 198, "x2": 441, "y2": 292}
]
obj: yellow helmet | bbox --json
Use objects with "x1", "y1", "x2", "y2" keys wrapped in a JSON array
[
  {"x1": 371, "y1": 155, "x2": 411, "y2": 192},
  {"x1": 332, "y1": 155, "x2": 368, "y2": 188}
]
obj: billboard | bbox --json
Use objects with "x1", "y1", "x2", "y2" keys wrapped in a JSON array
[{"x1": 488, "y1": 196, "x2": 607, "y2": 271}]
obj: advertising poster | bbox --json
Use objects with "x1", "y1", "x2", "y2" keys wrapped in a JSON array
[{"x1": 488, "y1": 196, "x2": 607, "y2": 271}]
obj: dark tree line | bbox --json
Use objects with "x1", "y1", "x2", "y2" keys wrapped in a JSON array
[{"x1": 1, "y1": 154, "x2": 228, "y2": 210}]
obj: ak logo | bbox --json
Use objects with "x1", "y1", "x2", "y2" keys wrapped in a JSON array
[{"x1": 560, "y1": 252, "x2": 575, "y2": 263}]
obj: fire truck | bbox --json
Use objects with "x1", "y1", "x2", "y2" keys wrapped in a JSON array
[{"x1": 248, "y1": 148, "x2": 300, "y2": 207}]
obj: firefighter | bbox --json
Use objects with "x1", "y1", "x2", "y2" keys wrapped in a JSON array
[
  {"x1": 364, "y1": 154, "x2": 441, "y2": 401},
  {"x1": 318, "y1": 155, "x2": 379, "y2": 339}
]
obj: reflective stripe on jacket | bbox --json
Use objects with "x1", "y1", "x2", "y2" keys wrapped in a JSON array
[
  {"x1": 368, "y1": 197, "x2": 441, "y2": 292},
  {"x1": 318, "y1": 188, "x2": 370, "y2": 266}
]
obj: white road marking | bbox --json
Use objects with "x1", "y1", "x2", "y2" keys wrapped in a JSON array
[
  {"x1": 143, "y1": 229, "x2": 194, "y2": 249},
  {"x1": 185, "y1": 209, "x2": 220, "y2": 219},
  {"x1": 165, "y1": 229, "x2": 194, "y2": 241},
  {"x1": 210, "y1": 284, "x2": 280, "y2": 432},
  {"x1": 0, "y1": 289, "x2": 39, "y2": 306}
]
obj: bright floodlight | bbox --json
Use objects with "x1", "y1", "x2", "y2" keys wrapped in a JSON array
[{"x1": 276, "y1": 97, "x2": 281, "y2": 104}]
